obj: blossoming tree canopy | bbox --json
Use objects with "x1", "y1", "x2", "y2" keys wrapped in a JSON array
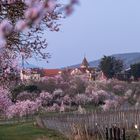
[{"x1": 0, "y1": 0, "x2": 78, "y2": 64}]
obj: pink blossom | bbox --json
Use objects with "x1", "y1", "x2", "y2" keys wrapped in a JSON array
[
  {"x1": 7, "y1": 100, "x2": 41, "y2": 118},
  {"x1": 0, "y1": 19, "x2": 13, "y2": 36},
  {"x1": 0, "y1": 37, "x2": 6, "y2": 48},
  {"x1": 90, "y1": 90, "x2": 109, "y2": 104},
  {"x1": 0, "y1": 0, "x2": 78, "y2": 49},
  {"x1": 17, "y1": 91, "x2": 37, "y2": 101},
  {"x1": 63, "y1": 95, "x2": 72, "y2": 104},
  {"x1": 7, "y1": 0, "x2": 16, "y2": 4},
  {"x1": 102, "y1": 99, "x2": 118, "y2": 111},
  {"x1": 53, "y1": 89, "x2": 64, "y2": 96},
  {"x1": 46, "y1": 103, "x2": 59, "y2": 112},
  {"x1": 75, "y1": 94, "x2": 90, "y2": 105},
  {"x1": 38, "y1": 91, "x2": 53, "y2": 106},
  {"x1": 39, "y1": 92, "x2": 52, "y2": 100},
  {"x1": 15, "y1": 20, "x2": 27, "y2": 31},
  {"x1": 60, "y1": 101, "x2": 65, "y2": 112},
  {"x1": 46, "y1": 0, "x2": 57, "y2": 12},
  {"x1": 0, "y1": 87, "x2": 12, "y2": 114}
]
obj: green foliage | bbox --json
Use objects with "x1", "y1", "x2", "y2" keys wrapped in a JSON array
[
  {"x1": 10, "y1": 84, "x2": 40, "y2": 102},
  {"x1": 131, "y1": 63, "x2": 140, "y2": 80},
  {"x1": 33, "y1": 79, "x2": 57, "y2": 94},
  {"x1": 126, "y1": 130, "x2": 139, "y2": 140},
  {"x1": 74, "y1": 77, "x2": 87, "y2": 94},
  {"x1": 24, "y1": 85, "x2": 41, "y2": 93},
  {"x1": 99, "y1": 56, "x2": 124, "y2": 79},
  {"x1": 0, "y1": 122, "x2": 67, "y2": 140},
  {"x1": 10, "y1": 84, "x2": 26, "y2": 102}
]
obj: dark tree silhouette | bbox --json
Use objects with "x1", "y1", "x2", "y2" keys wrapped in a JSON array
[
  {"x1": 131, "y1": 63, "x2": 140, "y2": 80},
  {"x1": 99, "y1": 56, "x2": 124, "y2": 79}
]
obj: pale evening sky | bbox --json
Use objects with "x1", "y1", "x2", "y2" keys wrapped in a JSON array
[{"x1": 30, "y1": 0, "x2": 140, "y2": 68}]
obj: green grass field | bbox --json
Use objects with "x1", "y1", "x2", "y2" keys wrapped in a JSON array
[{"x1": 0, "y1": 122, "x2": 67, "y2": 140}]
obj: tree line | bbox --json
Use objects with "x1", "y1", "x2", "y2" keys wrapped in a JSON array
[{"x1": 99, "y1": 55, "x2": 140, "y2": 81}]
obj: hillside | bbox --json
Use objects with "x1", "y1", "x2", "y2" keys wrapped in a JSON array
[{"x1": 69, "y1": 52, "x2": 140, "y2": 69}]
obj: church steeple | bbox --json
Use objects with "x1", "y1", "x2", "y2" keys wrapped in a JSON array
[{"x1": 81, "y1": 57, "x2": 89, "y2": 68}]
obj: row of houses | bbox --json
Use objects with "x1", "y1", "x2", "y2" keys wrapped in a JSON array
[
  {"x1": 0, "y1": 57, "x2": 134, "y2": 82},
  {"x1": 20, "y1": 57, "x2": 107, "y2": 81}
]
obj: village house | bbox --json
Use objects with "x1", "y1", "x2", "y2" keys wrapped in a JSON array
[
  {"x1": 62, "y1": 57, "x2": 106, "y2": 81},
  {"x1": 20, "y1": 57, "x2": 108, "y2": 81},
  {"x1": 20, "y1": 68, "x2": 62, "y2": 81}
]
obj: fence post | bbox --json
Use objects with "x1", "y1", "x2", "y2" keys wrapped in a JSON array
[
  {"x1": 117, "y1": 127, "x2": 121, "y2": 140},
  {"x1": 109, "y1": 128, "x2": 113, "y2": 140},
  {"x1": 113, "y1": 127, "x2": 117, "y2": 140},
  {"x1": 105, "y1": 128, "x2": 109, "y2": 140},
  {"x1": 122, "y1": 128, "x2": 126, "y2": 140}
]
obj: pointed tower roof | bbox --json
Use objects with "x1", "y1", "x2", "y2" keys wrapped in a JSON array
[{"x1": 81, "y1": 57, "x2": 89, "y2": 68}]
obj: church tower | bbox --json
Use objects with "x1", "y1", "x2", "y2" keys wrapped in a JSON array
[{"x1": 80, "y1": 57, "x2": 89, "y2": 68}]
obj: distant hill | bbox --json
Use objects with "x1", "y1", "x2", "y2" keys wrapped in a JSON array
[{"x1": 68, "y1": 52, "x2": 140, "y2": 69}]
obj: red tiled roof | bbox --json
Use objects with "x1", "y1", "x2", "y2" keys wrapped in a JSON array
[{"x1": 43, "y1": 69, "x2": 61, "y2": 77}]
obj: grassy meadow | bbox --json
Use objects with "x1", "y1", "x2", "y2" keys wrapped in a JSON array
[{"x1": 0, "y1": 122, "x2": 67, "y2": 140}]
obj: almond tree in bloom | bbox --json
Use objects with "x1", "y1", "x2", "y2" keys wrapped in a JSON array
[
  {"x1": 102, "y1": 99, "x2": 118, "y2": 111},
  {"x1": 16, "y1": 91, "x2": 39, "y2": 101},
  {"x1": 0, "y1": 87, "x2": 12, "y2": 115},
  {"x1": 38, "y1": 91, "x2": 53, "y2": 106},
  {"x1": 75, "y1": 94, "x2": 91, "y2": 105},
  {"x1": 6, "y1": 99, "x2": 41, "y2": 118},
  {"x1": 46, "y1": 103, "x2": 59, "y2": 112},
  {"x1": 0, "y1": 0, "x2": 78, "y2": 67}
]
